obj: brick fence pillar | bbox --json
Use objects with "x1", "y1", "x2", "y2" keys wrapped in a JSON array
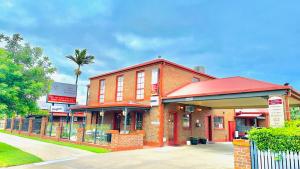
[
  {"x1": 28, "y1": 118, "x2": 33, "y2": 135},
  {"x1": 56, "y1": 125, "x2": 62, "y2": 140},
  {"x1": 233, "y1": 139, "x2": 251, "y2": 169},
  {"x1": 10, "y1": 118, "x2": 15, "y2": 132},
  {"x1": 18, "y1": 118, "x2": 23, "y2": 134},
  {"x1": 3, "y1": 118, "x2": 7, "y2": 130},
  {"x1": 76, "y1": 128, "x2": 85, "y2": 142},
  {"x1": 40, "y1": 116, "x2": 48, "y2": 137}
]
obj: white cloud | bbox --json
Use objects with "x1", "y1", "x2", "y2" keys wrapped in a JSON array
[{"x1": 114, "y1": 33, "x2": 193, "y2": 51}]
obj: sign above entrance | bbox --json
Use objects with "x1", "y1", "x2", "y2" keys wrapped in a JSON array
[
  {"x1": 50, "y1": 106, "x2": 65, "y2": 112},
  {"x1": 268, "y1": 96, "x2": 285, "y2": 128},
  {"x1": 150, "y1": 96, "x2": 159, "y2": 106}
]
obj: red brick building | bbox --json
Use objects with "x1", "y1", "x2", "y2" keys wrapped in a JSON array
[{"x1": 72, "y1": 58, "x2": 300, "y2": 147}]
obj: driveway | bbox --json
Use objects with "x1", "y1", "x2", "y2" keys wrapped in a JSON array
[
  {"x1": 0, "y1": 132, "x2": 94, "y2": 161},
  {"x1": 7, "y1": 141, "x2": 233, "y2": 169}
]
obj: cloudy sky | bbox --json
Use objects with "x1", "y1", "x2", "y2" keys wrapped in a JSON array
[{"x1": 1, "y1": 0, "x2": 300, "y2": 104}]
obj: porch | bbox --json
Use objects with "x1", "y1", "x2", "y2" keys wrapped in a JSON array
[{"x1": 70, "y1": 102, "x2": 150, "y2": 150}]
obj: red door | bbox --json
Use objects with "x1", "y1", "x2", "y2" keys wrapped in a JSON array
[
  {"x1": 168, "y1": 112, "x2": 178, "y2": 146},
  {"x1": 207, "y1": 116, "x2": 213, "y2": 141},
  {"x1": 228, "y1": 121, "x2": 236, "y2": 141}
]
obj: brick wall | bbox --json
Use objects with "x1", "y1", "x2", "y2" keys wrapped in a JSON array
[
  {"x1": 111, "y1": 133, "x2": 143, "y2": 149},
  {"x1": 162, "y1": 64, "x2": 212, "y2": 95},
  {"x1": 233, "y1": 139, "x2": 251, "y2": 169},
  {"x1": 164, "y1": 103, "x2": 235, "y2": 144}
]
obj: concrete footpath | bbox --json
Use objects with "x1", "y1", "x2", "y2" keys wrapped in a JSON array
[{"x1": 0, "y1": 132, "x2": 94, "y2": 161}]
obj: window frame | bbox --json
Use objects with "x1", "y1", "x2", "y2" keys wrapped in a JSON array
[
  {"x1": 99, "y1": 79, "x2": 105, "y2": 103},
  {"x1": 213, "y1": 116, "x2": 225, "y2": 129},
  {"x1": 136, "y1": 70, "x2": 145, "y2": 100},
  {"x1": 182, "y1": 113, "x2": 192, "y2": 130},
  {"x1": 115, "y1": 75, "x2": 124, "y2": 102}
]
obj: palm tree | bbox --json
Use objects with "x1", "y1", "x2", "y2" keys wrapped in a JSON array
[{"x1": 66, "y1": 49, "x2": 95, "y2": 87}]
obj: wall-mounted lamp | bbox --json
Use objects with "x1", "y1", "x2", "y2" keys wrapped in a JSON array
[
  {"x1": 122, "y1": 110, "x2": 127, "y2": 116},
  {"x1": 99, "y1": 111, "x2": 104, "y2": 117}
]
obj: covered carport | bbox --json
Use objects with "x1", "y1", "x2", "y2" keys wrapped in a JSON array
[
  {"x1": 162, "y1": 77, "x2": 300, "y2": 143},
  {"x1": 163, "y1": 77, "x2": 300, "y2": 119}
]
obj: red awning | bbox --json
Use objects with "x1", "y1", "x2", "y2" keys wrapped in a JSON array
[
  {"x1": 52, "y1": 112, "x2": 85, "y2": 117},
  {"x1": 235, "y1": 113, "x2": 263, "y2": 118}
]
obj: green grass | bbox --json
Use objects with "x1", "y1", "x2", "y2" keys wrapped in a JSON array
[
  {"x1": 0, "y1": 130, "x2": 110, "y2": 154},
  {"x1": 0, "y1": 142, "x2": 42, "y2": 167}
]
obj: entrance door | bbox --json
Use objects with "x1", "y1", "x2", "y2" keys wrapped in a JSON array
[
  {"x1": 207, "y1": 116, "x2": 213, "y2": 141},
  {"x1": 114, "y1": 113, "x2": 121, "y2": 131},
  {"x1": 168, "y1": 112, "x2": 178, "y2": 145},
  {"x1": 228, "y1": 121, "x2": 236, "y2": 141}
]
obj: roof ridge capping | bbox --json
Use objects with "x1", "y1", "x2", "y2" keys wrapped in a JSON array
[{"x1": 89, "y1": 58, "x2": 216, "y2": 79}]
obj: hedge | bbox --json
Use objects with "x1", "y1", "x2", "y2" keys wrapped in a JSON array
[{"x1": 249, "y1": 120, "x2": 300, "y2": 152}]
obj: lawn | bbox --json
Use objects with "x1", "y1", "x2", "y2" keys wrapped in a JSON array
[
  {"x1": 0, "y1": 142, "x2": 42, "y2": 167},
  {"x1": 0, "y1": 130, "x2": 110, "y2": 154}
]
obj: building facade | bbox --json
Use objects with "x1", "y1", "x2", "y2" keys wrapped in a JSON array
[{"x1": 72, "y1": 58, "x2": 299, "y2": 147}]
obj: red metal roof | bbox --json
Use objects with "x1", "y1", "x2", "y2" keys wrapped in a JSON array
[
  {"x1": 71, "y1": 102, "x2": 151, "y2": 110},
  {"x1": 90, "y1": 58, "x2": 216, "y2": 80},
  {"x1": 165, "y1": 76, "x2": 293, "y2": 99}
]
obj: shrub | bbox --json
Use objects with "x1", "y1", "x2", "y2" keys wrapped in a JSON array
[
  {"x1": 285, "y1": 120, "x2": 300, "y2": 128},
  {"x1": 249, "y1": 123, "x2": 300, "y2": 152}
]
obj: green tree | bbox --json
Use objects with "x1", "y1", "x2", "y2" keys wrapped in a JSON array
[
  {"x1": 66, "y1": 49, "x2": 94, "y2": 86},
  {"x1": 0, "y1": 33, "x2": 55, "y2": 117}
]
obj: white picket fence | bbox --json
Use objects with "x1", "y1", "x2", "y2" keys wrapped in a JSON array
[{"x1": 251, "y1": 142, "x2": 300, "y2": 169}]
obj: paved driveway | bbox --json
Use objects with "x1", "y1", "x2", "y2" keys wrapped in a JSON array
[
  {"x1": 8, "y1": 141, "x2": 233, "y2": 169},
  {"x1": 0, "y1": 132, "x2": 94, "y2": 161}
]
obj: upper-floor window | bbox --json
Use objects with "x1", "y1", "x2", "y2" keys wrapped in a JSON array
[
  {"x1": 116, "y1": 76, "x2": 124, "y2": 101},
  {"x1": 99, "y1": 80, "x2": 105, "y2": 103},
  {"x1": 136, "y1": 71, "x2": 145, "y2": 100},
  {"x1": 192, "y1": 77, "x2": 200, "y2": 82}
]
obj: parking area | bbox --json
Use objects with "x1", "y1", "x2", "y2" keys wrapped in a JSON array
[{"x1": 10, "y1": 142, "x2": 233, "y2": 169}]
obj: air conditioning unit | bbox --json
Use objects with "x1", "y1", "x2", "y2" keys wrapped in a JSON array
[{"x1": 185, "y1": 106, "x2": 195, "y2": 113}]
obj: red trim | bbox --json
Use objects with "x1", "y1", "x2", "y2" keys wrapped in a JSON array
[
  {"x1": 90, "y1": 59, "x2": 216, "y2": 80},
  {"x1": 71, "y1": 102, "x2": 151, "y2": 110}
]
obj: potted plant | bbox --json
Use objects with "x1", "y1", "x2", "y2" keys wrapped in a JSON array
[
  {"x1": 190, "y1": 137, "x2": 198, "y2": 145},
  {"x1": 199, "y1": 137, "x2": 207, "y2": 144}
]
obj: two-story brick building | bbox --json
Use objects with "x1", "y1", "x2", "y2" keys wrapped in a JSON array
[{"x1": 72, "y1": 58, "x2": 300, "y2": 147}]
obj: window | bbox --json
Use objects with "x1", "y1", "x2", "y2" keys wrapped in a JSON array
[
  {"x1": 214, "y1": 116, "x2": 224, "y2": 129},
  {"x1": 182, "y1": 114, "x2": 191, "y2": 129},
  {"x1": 192, "y1": 77, "x2": 200, "y2": 82},
  {"x1": 99, "y1": 80, "x2": 105, "y2": 103},
  {"x1": 136, "y1": 71, "x2": 145, "y2": 100},
  {"x1": 116, "y1": 76, "x2": 124, "y2": 101}
]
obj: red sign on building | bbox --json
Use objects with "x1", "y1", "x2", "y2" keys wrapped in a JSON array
[{"x1": 47, "y1": 95, "x2": 76, "y2": 104}]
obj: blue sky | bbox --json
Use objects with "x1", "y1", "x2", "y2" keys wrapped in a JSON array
[{"x1": 1, "y1": 0, "x2": 300, "y2": 104}]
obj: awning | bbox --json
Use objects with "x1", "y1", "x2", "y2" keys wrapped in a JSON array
[
  {"x1": 235, "y1": 113, "x2": 263, "y2": 118},
  {"x1": 52, "y1": 112, "x2": 85, "y2": 117},
  {"x1": 70, "y1": 102, "x2": 151, "y2": 112}
]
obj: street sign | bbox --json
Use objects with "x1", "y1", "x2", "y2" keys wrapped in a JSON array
[
  {"x1": 268, "y1": 96, "x2": 285, "y2": 128},
  {"x1": 47, "y1": 82, "x2": 77, "y2": 104}
]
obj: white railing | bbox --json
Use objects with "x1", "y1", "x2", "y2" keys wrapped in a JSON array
[{"x1": 251, "y1": 142, "x2": 300, "y2": 169}]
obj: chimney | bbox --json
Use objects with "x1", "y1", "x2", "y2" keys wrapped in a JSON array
[{"x1": 194, "y1": 66, "x2": 205, "y2": 73}]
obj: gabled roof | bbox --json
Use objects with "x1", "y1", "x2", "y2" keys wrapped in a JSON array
[
  {"x1": 90, "y1": 58, "x2": 216, "y2": 80},
  {"x1": 165, "y1": 76, "x2": 295, "y2": 99}
]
